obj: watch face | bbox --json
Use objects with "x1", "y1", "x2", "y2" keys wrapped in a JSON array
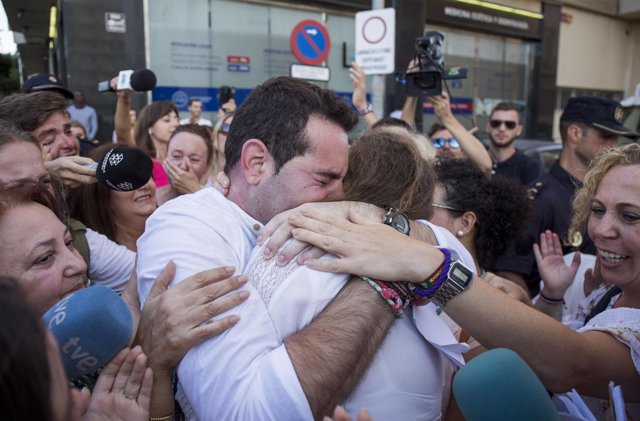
[
  {"x1": 450, "y1": 261, "x2": 473, "y2": 287},
  {"x1": 392, "y1": 216, "x2": 410, "y2": 234}
]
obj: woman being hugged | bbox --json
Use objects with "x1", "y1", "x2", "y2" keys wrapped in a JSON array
[{"x1": 272, "y1": 143, "x2": 640, "y2": 419}]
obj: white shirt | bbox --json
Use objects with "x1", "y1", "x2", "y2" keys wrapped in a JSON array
[
  {"x1": 136, "y1": 188, "x2": 312, "y2": 420},
  {"x1": 86, "y1": 228, "x2": 134, "y2": 292},
  {"x1": 179, "y1": 117, "x2": 213, "y2": 127}
]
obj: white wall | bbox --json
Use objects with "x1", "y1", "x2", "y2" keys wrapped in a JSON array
[{"x1": 557, "y1": 6, "x2": 634, "y2": 91}]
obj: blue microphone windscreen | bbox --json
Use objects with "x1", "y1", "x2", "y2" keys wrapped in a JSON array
[
  {"x1": 453, "y1": 348, "x2": 560, "y2": 421},
  {"x1": 42, "y1": 285, "x2": 133, "y2": 379}
]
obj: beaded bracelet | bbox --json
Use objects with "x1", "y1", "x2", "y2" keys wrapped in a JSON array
[
  {"x1": 361, "y1": 276, "x2": 405, "y2": 317},
  {"x1": 411, "y1": 248, "x2": 452, "y2": 298}
]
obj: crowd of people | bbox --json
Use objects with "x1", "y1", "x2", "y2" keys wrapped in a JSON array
[{"x1": 0, "y1": 60, "x2": 639, "y2": 421}]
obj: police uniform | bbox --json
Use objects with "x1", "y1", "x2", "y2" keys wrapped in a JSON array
[
  {"x1": 494, "y1": 161, "x2": 595, "y2": 295},
  {"x1": 491, "y1": 149, "x2": 542, "y2": 186},
  {"x1": 494, "y1": 96, "x2": 639, "y2": 296}
]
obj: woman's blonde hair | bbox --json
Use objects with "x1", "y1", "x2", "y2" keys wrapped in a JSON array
[{"x1": 569, "y1": 143, "x2": 640, "y2": 244}]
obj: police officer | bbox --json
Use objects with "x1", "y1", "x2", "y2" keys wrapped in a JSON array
[{"x1": 494, "y1": 96, "x2": 640, "y2": 296}]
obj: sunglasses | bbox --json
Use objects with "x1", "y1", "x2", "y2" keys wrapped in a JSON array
[
  {"x1": 432, "y1": 137, "x2": 460, "y2": 149},
  {"x1": 489, "y1": 119, "x2": 518, "y2": 130}
]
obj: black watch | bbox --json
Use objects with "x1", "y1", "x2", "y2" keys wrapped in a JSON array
[{"x1": 383, "y1": 207, "x2": 411, "y2": 236}]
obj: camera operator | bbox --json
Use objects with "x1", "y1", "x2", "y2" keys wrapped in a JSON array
[{"x1": 402, "y1": 58, "x2": 492, "y2": 175}]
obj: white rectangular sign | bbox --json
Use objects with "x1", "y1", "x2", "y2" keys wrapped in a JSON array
[
  {"x1": 290, "y1": 64, "x2": 330, "y2": 82},
  {"x1": 355, "y1": 8, "x2": 395, "y2": 75}
]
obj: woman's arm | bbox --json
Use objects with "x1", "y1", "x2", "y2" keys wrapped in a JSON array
[{"x1": 283, "y1": 205, "x2": 640, "y2": 400}]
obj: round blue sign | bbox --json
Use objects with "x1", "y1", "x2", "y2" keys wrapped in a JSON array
[{"x1": 290, "y1": 20, "x2": 331, "y2": 66}]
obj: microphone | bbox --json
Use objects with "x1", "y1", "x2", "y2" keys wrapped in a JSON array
[
  {"x1": 95, "y1": 146, "x2": 153, "y2": 191},
  {"x1": 98, "y1": 68, "x2": 157, "y2": 93},
  {"x1": 453, "y1": 348, "x2": 560, "y2": 421},
  {"x1": 42, "y1": 286, "x2": 133, "y2": 379}
]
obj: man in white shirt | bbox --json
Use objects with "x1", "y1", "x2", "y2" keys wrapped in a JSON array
[
  {"x1": 180, "y1": 98, "x2": 212, "y2": 127},
  {"x1": 137, "y1": 77, "x2": 403, "y2": 420}
]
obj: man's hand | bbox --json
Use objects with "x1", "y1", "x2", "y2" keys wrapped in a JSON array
[
  {"x1": 163, "y1": 159, "x2": 202, "y2": 194},
  {"x1": 427, "y1": 91, "x2": 454, "y2": 123},
  {"x1": 44, "y1": 155, "x2": 97, "y2": 188},
  {"x1": 134, "y1": 262, "x2": 249, "y2": 375}
]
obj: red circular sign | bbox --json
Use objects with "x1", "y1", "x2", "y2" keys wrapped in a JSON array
[
  {"x1": 289, "y1": 20, "x2": 331, "y2": 65},
  {"x1": 362, "y1": 16, "x2": 387, "y2": 44}
]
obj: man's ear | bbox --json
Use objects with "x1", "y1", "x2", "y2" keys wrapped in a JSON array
[
  {"x1": 566, "y1": 124, "x2": 583, "y2": 146},
  {"x1": 240, "y1": 139, "x2": 270, "y2": 185},
  {"x1": 515, "y1": 123, "x2": 523, "y2": 137}
]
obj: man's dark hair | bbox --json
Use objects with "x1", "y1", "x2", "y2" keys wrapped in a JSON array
[
  {"x1": 0, "y1": 92, "x2": 69, "y2": 132},
  {"x1": 224, "y1": 77, "x2": 358, "y2": 173},
  {"x1": 489, "y1": 102, "x2": 521, "y2": 123},
  {"x1": 427, "y1": 122, "x2": 447, "y2": 138},
  {"x1": 188, "y1": 98, "x2": 202, "y2": 107}
]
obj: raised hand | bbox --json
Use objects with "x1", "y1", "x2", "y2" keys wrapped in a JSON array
[{"x1": 533, "y1": 230, "x2": 580, "y2": 299}]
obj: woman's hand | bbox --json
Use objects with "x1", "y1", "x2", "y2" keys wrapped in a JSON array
[
  {"x1": 163, "y1": 159, "x2": 202, "y2": 194},
  {"x1": 81, "y1": 346, "x2": 153, "y2": 421},
  {"x1": 258, "y1": 201, "x2": 383, "y2": 266},
  {"x1": 284, "y1": 205, "x2": 442, "y2": 283},
  {"x1": 349, "y1": 62, "x2": 368, "y2": 112},
  {"x1": 134, "y1": 262, "x2": 250, "y2": 374},
  {"x1": 533, "y1": 230, "x2": 580, "y2": 299}
]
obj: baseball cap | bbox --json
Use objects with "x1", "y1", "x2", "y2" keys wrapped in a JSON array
[
  {"x1": 20, "y1": 73, "x2": 74, "y2": 99},
  {"x1": 560, "y1": 96, "x2": 639, "y2": 139}
]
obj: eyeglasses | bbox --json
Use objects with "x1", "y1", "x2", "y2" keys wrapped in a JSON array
[
  {"x1": 432, "y1": 203, "x2": 464, "y2": 212},
  {"x1": 219, "y1": 122, "x2": 231, "y2": 135},
  {"x1": 489, "y1": 119, "x2": 518, "y2": 130},
  {"x1": 432, "y1": 137, "x2": 460, "y2": 149}
]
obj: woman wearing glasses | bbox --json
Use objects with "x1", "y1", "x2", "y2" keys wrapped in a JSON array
[{"x1": 427, "y1": 92, "x2": 492, "y2": 176}]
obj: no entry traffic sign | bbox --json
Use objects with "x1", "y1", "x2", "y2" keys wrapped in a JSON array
[{"x1": 290, "y1": 20, "x2": 331, "y2": 66}]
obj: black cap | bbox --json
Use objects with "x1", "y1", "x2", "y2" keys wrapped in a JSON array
[
  {"x1": 560, "y1": 96, "x2": 639, "y2": 139},
  {"x1": 21, "y1": 73, "x2": 74, "y2": 99}
]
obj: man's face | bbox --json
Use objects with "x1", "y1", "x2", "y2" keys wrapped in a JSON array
[
  {"x1": 487, "y1": 109, "x2": 522, "y2": 148},
  {"x1": 431, "y1": 129, "x2": 465, "y2": 160},
  {"x1": 249, "y1": 115, "x2": 349, "y2": 224},
  {"x1": 188, "y1": 101, "x2": 203, "y2": 118},
  {"x1": 73, "y1": 91, "x2": 85, "y2": 107},
  {"x1": 575, "y1": 125, "x2": 617, "y2": 167},
  {"x1": 0, "y1": 141, "x2": 52, "y2": 189},
  {"x1": 32, "y1": 111, "x2": 79, "y2": 159}
]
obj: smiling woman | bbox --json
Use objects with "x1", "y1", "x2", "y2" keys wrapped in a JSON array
[{"x1": 70, "y1": 144, "x2": 157, "y2": 251}]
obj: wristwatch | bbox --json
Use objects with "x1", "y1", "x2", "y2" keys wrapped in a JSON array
[
  {"x1": 383, "y1": 207, "x2": 411, "y2": 236},
  {"x1": 358, "y1": 102, "x2": 374, "y2": 117},
  {"x1": 430, "y1": 260, "x2": 473, "y2": 308}
]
